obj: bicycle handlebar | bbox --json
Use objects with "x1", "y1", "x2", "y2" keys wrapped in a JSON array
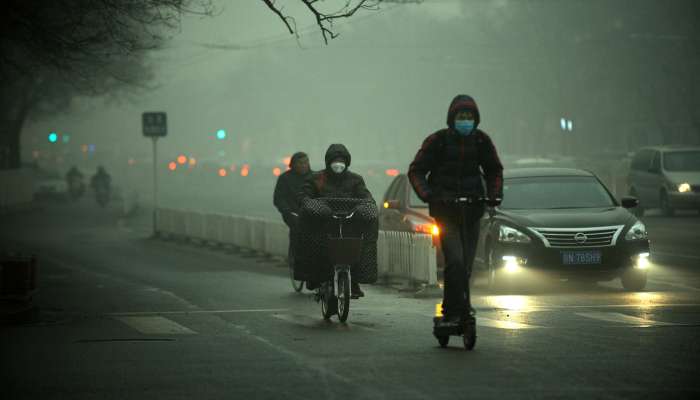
[{"x1": 332, "y1": 211, "x2": 356, "y2": 220}]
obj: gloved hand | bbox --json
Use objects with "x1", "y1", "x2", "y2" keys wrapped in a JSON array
[{"x1": 317, "y1": 202, "x2": 332, "y2": 217}]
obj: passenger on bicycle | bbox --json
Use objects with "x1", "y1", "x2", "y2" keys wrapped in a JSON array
[
  {"x1": 274, "y1": 152, "x2": 312, "y2": 229},
  {"x1": 300, "y1": 144, "x2": 376, "y2": 298},
  {"x1": 408, "y1": 94, "x2": 503, "y2": 326}
]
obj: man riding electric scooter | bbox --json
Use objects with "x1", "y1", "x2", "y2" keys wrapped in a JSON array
[{"x1": 408, "y1": 94, "x2": 503, "y2": 349}]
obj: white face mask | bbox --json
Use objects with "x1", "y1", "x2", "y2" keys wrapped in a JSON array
[{"x1": 330, "y1": 162, "x2": 346, "y2": 174}]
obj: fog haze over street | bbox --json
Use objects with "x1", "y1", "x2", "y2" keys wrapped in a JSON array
[{"x1": 2, "y1": 1, "x2": 700, "y2": 399}]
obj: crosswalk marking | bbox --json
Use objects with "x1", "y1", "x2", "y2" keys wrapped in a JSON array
[
  {"x1": 478, "y1": 317, "x2": 541, "y2": 330},
  {"x1": 423, "y1": 313, "x2": 541, "y2": 330},
  {"x1": 271, "y1": 313, "x2": 377, "y2": 331},
  {"x1": 116, "y1": 316, "x2": 197, "y2": 335},
  {"x1": 575, "y1": 312, "x2": 675, "y2": 327},
  {"x1": 110, "y1": 308, "x2": 288, "y2": 317},
  {"x1": 648, "y1": 278, "x2": 700, "y2": 292}
]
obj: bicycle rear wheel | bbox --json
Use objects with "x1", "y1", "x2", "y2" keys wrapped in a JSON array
[
  {"x1": 337, "y1": 271, "x2": 350, "y2": 322},
  {"x1": 288, "y1": 249, "x2": 304, "y2": 293}
]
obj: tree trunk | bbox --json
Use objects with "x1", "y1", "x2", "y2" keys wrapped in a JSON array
[{"x1": 0, "y1": 83, "x2": 32, "y2": 170}]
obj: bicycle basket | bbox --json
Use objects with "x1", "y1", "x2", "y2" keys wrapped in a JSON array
[{"x1": 327, "y1": 237, "x2": 364, "y2": 266}]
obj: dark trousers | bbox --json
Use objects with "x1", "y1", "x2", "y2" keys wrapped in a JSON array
[{"x1": 437, "y1": 206, "x2": 483, "y2": 317}]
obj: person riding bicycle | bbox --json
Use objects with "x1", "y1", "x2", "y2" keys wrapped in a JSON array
[
  {"x1": 408, "y1": 94, "x2": 503, "y2": 326},
  {"x1": 299, "y1": 144, "x2": 377, "y2": 298},
  {"x1": 66, "y1": 166, "x2": 83, "y2": 182},
  {"x1": 91, "y1": 166, "x2": 111, "y2": 191},
  {"x1": 274, "y1": 152, "x2": 312, "y2": 229}
]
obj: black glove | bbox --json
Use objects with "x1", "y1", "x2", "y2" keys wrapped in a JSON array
[{"x1": 314, "y1": 201, "x2": 332, "y2": 217}]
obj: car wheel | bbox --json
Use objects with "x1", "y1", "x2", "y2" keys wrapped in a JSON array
[
  {"x1": 660, "y1": 191, "x2": 674, "y2": 217},
  {"x1": 620, "y1": 268, "x2": 647, "y2": 292}
]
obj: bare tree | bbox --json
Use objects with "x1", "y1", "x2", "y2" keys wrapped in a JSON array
[
  {"x1": 0, "y1": 1, "x2": 214, "y2": 169},
  {"x1": 261, "y1": 0, "x2": 420, "y2": 44},
  {"x1": 0, "y1": 0, "x2": 401, "y2": 168}
]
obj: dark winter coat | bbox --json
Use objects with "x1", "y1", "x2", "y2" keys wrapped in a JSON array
[
  {"x1": 301, "y1": 144, "x2": 373, "y2": 201},
  {"x1": 273, "y1": 152, "x2": 311, "y2": 224},
  {"x1": 408, "y1": 95, "x2": 503, "y2": 219}
]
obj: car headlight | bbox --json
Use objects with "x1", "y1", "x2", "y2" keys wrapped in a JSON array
[
  {"x1": 625, "y1": 221, "x2": 648, "y2": 241},
  {"x1": 678, "y1": 182, "x2": 691, "y2": 193},
  {"x1": 499, "y1": 225, "x2": 531, "y2": 243}
]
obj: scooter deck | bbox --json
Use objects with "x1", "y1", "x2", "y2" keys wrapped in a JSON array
[{"x1": 432, "y1": 316, "x2": 474, "y2": 337}]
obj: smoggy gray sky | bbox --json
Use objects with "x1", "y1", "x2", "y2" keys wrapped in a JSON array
[{"x1": 24, "y1": 0, "x2": 700, "y2": 174}]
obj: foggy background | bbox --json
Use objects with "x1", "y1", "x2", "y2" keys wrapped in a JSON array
[{"x1": 20, "y1": 0, "x2": 700, "y2": 217}]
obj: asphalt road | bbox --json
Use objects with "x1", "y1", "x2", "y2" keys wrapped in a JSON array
[{"x1": 1, "y1": 199, "x2": 699, "y2": 399}]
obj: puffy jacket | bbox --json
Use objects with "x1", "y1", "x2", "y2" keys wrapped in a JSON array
[
  {"x1": 273, "y1": 152, "x2": 311, "y2": 217},
  {"x1": 408, "y1": 95, "x2": 503, "y2": 218},
  {"x1": 301, "y1": 144, "x2": 373, "y2": 201}
]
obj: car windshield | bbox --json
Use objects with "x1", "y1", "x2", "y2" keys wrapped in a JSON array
[
  {"x1": 409, "y1": 186, "x2": 427, "y2": 208},
  {"x1": 663, "y1": 151, "x2": 700, "y2": 172},
  {"x1": 500, "y1": 176, "x2": 615, "y2": 209}
]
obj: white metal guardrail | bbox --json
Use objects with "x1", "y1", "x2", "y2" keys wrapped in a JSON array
[{"x1": 155, "y1": 207, "x2": 437, "y2": 286}]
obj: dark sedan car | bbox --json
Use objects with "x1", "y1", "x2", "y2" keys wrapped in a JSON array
[{"x1": 474, "y1": 168, "x2": 650, "y2": 291}]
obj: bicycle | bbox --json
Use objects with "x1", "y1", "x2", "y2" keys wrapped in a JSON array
[{"x1": 317, "y1": 210, "x2": 364, "y2": 323}]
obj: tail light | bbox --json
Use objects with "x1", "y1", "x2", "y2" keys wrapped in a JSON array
[{"x1": 413, "y1": 222, "x2": 440, "y2": 246}]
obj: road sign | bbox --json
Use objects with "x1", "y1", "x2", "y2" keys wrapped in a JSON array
[{"x1": 142, "y1": 112, "x2": 168, "y2": 137}]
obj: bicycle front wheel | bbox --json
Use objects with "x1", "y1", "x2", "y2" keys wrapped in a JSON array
[{"x1": 337, "y1": 271, "x2": 350, "y2": 322}]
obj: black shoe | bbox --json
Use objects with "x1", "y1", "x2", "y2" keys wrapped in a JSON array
[{"x1": 351, "y1": 282, "x2": 364, "y2": 299}]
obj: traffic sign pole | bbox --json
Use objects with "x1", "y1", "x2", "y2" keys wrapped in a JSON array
[
  {"x1": 141, "y1": 111, "x2": 167, "y2": 237},
  {"x1": 152, "y1": 136, "x2": 158, "y2": 237}
]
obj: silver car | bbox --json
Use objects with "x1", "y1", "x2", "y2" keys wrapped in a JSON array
[{"x1": 627, "y1": 146, "x2": 700, "y2": 216}]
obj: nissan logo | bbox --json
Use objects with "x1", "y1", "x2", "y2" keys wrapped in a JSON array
[{"x1": 574, "y1": 232, "x2": 588, "y2": 244}]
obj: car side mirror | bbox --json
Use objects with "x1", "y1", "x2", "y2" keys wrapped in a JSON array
[
  {"x1": 383, "y1": 199, "x2": 401, "y2": 210},
  {"x1": 620, "y1": 196, "x2": 639, "y2": 209}
]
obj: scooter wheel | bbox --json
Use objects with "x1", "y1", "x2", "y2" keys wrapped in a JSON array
[
  {"x1": 437, "y1": 335, "x2": 449, "y2": 348},
  {"x1": 463, "y1": 320, "x2": 476, "y2": 350}
]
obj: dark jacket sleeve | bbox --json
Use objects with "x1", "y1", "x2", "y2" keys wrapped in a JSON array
[
  {"x1": 299, "y1": 172, "x2": 321, "y2": 203},
  {"x1": 408, "y1": 132, "x2": 441, "y2": 202},
  {"x1": 478, "y1": 132, "x2": 504, "y2": 199},
  {"x1": 353, "y1": 175, "x2": 374, "y2": 201},
  {"x1": 273, "y1": 174, "x2": 292, "y2": 214}
]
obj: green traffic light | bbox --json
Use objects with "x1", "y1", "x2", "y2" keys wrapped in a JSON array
[
  {"x1": 216, "y1": 129, "x2": 226, "y2": 140},
  {"x1": 48, "y1": 132, "x2": 58, "y2": 143}
]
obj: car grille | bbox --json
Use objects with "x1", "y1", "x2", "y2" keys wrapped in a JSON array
[{"x1": 528, "y1": 225, "x2": 624, "y2": 248}]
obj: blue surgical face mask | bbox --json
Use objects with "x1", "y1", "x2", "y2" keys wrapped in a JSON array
[{"x1": 454, "y1": 119, "x2": 475, "y2": 135}]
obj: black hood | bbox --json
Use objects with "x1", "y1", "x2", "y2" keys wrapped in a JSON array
[
  {"x1": 324, "y1": 144, "x2": 351, "y2": 169},
  {"x1": 446, "y1": 94, "x2": 481, "y2": 129}
]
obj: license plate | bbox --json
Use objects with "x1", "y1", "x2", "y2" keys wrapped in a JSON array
[{"x1": 561, "y1": 250, "x2": 602, "y2": 265}]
